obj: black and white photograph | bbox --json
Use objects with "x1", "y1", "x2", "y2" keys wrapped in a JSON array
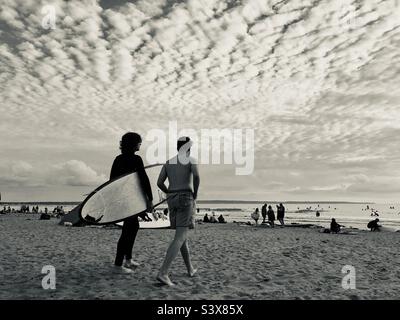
[{"x1": 1, "y1": 0, "x2": 400, "y2": 307}]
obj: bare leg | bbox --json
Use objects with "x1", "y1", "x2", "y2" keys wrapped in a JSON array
[
  {"x1": 157, "y1": 227, "x2": 189, "y2": 286},
  {"x1": 180, "y1": 240, "x2": 197, "y2": 277}
]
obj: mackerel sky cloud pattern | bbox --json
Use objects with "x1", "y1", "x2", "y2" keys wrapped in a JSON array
[{"x1": 0, "y1": 0, "x2": 400, "y2": 201}]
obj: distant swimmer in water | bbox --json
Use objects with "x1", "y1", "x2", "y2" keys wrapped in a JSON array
[
  {"x1": 251, "y1": 208, "x2": 260, "y2": 226},
  {"x1": 316, "y1": 210, "x2": 320, "y2": 217},
  {"x1": 367, "y1": 218, "x2": 381, "y2": 232}
]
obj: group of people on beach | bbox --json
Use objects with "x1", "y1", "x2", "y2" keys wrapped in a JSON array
[
  {"x1": 0, "y1": 205, "x2": 65, "y2": 217},
  {"x1": 251, "y1": 203, "x2": 285, "y2": 227},
  {"x1": 109, "y1": 132, "x2": 199, "y2": 287},
  {"x1": 202, "y1": 212, "x2": 226, "y2": 223}
]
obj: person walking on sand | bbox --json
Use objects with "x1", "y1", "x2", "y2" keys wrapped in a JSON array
[
  {"x1": 251, "y1": 208, "x2": 260, "y2": 226},
  {"x1": 277, "y1": 203, "x2": 285, "y2": 226},
  {"x1": 267, "y1": 205, "x2": 275, "y2": 228},
  {"x1": 112, "y1": 132, "x2": 153, "y2": 274},
  {"x1": 156, "y1": 137, "x2": 200, "y2": 286},
  {"x1": 261, "y1": 203, "x2": 267, "y2": 223}
]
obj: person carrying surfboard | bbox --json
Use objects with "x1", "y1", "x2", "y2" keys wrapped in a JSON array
[
  {"x1": 156, "y1": 136, "x2": 200, "y2": 286},
  {"x1": 112, "y1": 132, "x2": 153, "y2": 274}
]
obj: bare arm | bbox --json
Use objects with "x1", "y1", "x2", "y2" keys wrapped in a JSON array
[
  {"x1": 157, "y1": 165, "x2": 169, "y2": 194},
  {"x1": 191, "y1": 163, "x2": 200, "y2": 200}
]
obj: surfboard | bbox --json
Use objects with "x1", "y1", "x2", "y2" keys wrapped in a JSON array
[
  {"x1": 116, "y1": 211, "x2": 171, "y2": 229},
  {"x1": 379, "y1": 226, "x2": 399, "y2": 232},
  {"x1": 79, "y1": 164, "x2": 165, "y2": 225}
]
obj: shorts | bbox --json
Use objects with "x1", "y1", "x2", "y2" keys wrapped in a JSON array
[{"x1": 167, "y1": 191, "x2": 195, "y2": 229}]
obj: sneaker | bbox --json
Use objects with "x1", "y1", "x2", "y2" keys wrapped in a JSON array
[
  {"x1": 124, "y1": 259, "x2": 140, "y2": 268},
  {"x1": 113, "y1": 265, "x2": 133, "y2": 274}
]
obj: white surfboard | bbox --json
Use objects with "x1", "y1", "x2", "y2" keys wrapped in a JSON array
[
  {"x1": 79, "y1": 164, "x2": 165, "y2": 225},
  {"x1": 116, "y1": 211, "x2": 171, "y2": 229},
  {"x1": 379, "y1": 226, "x2": 399, "y2": 232}
]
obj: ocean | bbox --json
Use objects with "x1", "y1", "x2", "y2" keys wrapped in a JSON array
[{"x1": 2, "y1": 201, "x2": 400, "y2": 231}]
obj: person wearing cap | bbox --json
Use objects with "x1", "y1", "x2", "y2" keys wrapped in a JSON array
[
  {"x1": 156, "y1": 136, "x2": 200, "y2": 286},
  {"x1": 111, "y1": 132, "x2": 154, "y2": 274}
]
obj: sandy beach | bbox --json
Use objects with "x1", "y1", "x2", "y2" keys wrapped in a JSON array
[{"x1": 0, "y1": 213, "x2": 399, "y2": 300}]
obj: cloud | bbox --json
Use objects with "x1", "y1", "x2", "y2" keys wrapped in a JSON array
[
  {"x1": 11, "y1": 161, "x2": 33, "y2": 177},
  {"x1": 1, "y1": 0, "x2": 400, "y2": 201},
  {"x1": 0, "y1": 160, "x2": 106, "y2": 188},
  {"x1": 49, "y1": 160, "x2": 107, "y2": 186}
]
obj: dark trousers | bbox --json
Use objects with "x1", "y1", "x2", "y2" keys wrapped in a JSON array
[{"x1": 114, "y1": 215, "x2": 139, "y2": 266}]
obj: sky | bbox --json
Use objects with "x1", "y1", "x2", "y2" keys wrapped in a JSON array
[{"x1": 1, "y1": 0, "x2": 400, "y2": 203}]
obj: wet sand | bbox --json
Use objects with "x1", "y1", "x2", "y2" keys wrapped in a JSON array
[{"x1": 0, "y1": 214, "x2": 399, "y2": 299}]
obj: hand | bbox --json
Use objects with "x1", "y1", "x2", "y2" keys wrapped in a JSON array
[
  {"x1": 139, "y1": 212, "x2": 151, "y2": 221},
  {"x1": 146, "y1": 200, "x2": 154, "y2": 213}
]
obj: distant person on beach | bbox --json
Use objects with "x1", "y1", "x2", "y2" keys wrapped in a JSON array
[
  {"x1": 210, "y1": 212, "x2": 218, "y2": 223},
  {"x1": 261, "y1": 203, "x2": 267, "y2": 223},
  {"x1": 367, "y1": 218, "x2": 381, "y2": 232},
  {"x1": 251, "y1": 208, "x2": 260, "y2": 225},
  {"x1": 157, "y1": 136, "x2": 200, "y2": 286},
  {"x1": 218, "y1": 214, "x2": 226, "y2": 223},
  {"x1": 203, "y1": 213, "x2": 210, "y2": 223},
  {"x1": 267, "y1": 205, "x2": 275, "y2": 228},
  {"x1": 277, "y1": 203, "x2": 285, "y2": 226},
  {"x1": 111, "y1": 132, "x2": 154, "y2": 274},
  {"x1": 316, "y1": 211, "x2": 320, "y2": 217},
  {"x1": 330, "y1": 218, "x2": 343, "y2": 233}
]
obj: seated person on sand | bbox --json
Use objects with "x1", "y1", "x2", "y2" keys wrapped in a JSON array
[
  {"x1": 203, "y1": 213, "x2": 210, "y2": 223},
  {"x1": 209, "y1": 212, "x2": 218, "y2": 223},
  {"x1": 367, "y1": 218, "x2": 381, "y2": 232},
  {"x1": 218, "y1": 214, "x2": 226, "y2": 223},
  {"x1": 330, "y1": 218, "x2": 342, "y2": 233}
]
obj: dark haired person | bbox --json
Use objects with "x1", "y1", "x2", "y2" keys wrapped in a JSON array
[
  {"x1": 367, "y1": 218, "x2": 381, "y2": 232},
  {"x1": 112, "y1": 132, "x2": 153, "y2": 274},
  {"x1": 267, "y1": 205, "x2": 275, "y2": 228},
  {"x1": 261, "y1": 203, "x2": 267, "y2": 223},
  {"x1": 277, "y1": 203, "x2": 285, "y2": 226},
  {"x1": 156, "y1": 137, "x2": 200, "y2": 286},
  {"x1": 330, "y1": 218, "x2": 342, "y2": 233}
]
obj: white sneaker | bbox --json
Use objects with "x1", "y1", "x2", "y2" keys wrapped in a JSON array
[
  {"x1": 124, "y1": 259, "x2": 140, "y2": 268},
  {"x1": 113, "y1": 265, "x2": 133, "y2": 274}
]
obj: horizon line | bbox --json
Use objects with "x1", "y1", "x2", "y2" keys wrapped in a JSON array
[{"x1": 0, "y1": 199, "x2": 375, "y2": 204}]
